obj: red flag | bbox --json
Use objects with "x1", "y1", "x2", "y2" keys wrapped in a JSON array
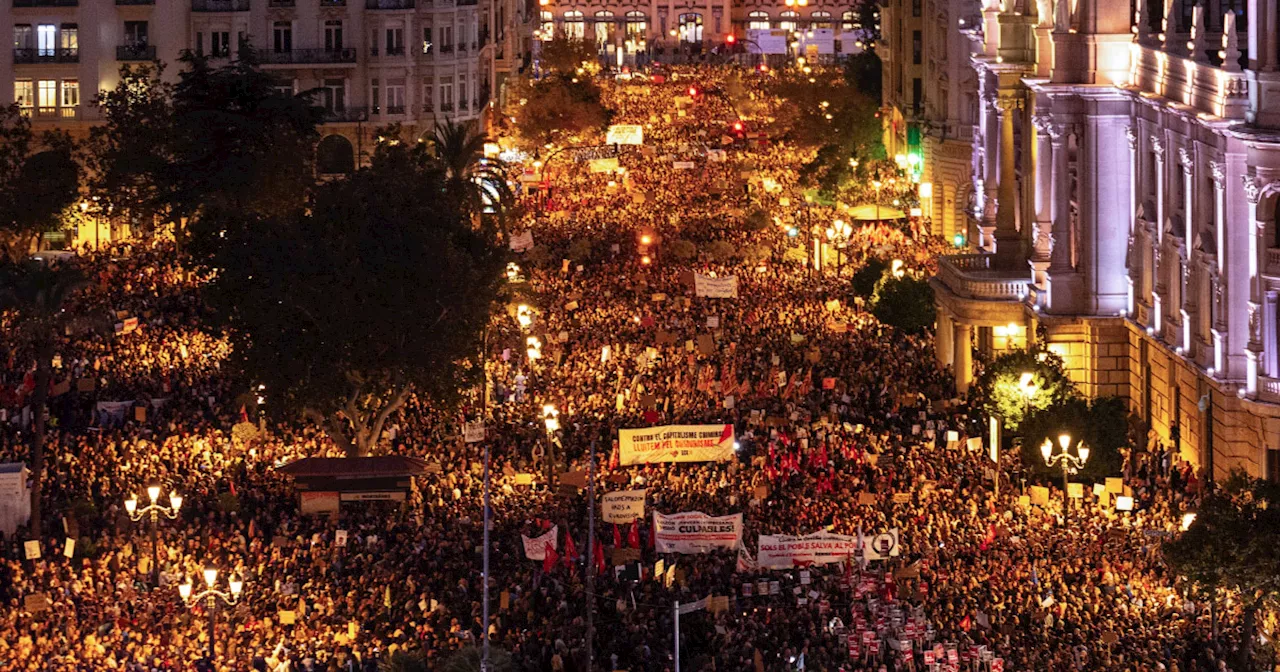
[
  {"x1": 593, "y1": 538, "x2": 606, "y2": 575},
  {"x1": 543, "y1": 543, "x2": 559, "y2": 574},
  {"x1": 628, "y1": 522, "x2": 641, "y2": 549},
  {"x1": 609, "y1": 440, "x2": 620, "y2": 470},
  {"x1": 613, "y1": 524, "x2": 622, "y2": 548},
  {"x1": 564, "y1": 531, "x2": 578, "y2": 566},
  {"x1": 647, "y1": 522, "x2": 655, "y2": 549},
  {"x1": 980, "y1": 523, "x2": 996, "y2": 552}
]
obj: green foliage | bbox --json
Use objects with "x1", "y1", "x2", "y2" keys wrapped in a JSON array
[
  {"x1": 782, "y1": 246, "x2": 808, "y2": 265},
  {"x1": 69, "y1": 497, "x2": 97, "y2": 523},
  {"x1": 843, "y1": 50, "x2": 883, "y2": 103},
  {"x1": 538, "y1": 36, "x2": 598, "y2": 74},
  {"x1": 1164, "y1": 473, "x2": 1280, "y2": 667},
  {"x1": 972, "y1": 348, "x2": 1076, "y2": 432},
  {"x1": 744, "y1": 208, "x2": 770, "y2": 232},
  {"x1": 88, "y1": 64, "x2": 176, "y2": 236},
  {"x1": 524, "y1": 244, "x2": 552, "y2": 267},
  {"x1": 870, "y1": 274, "x2": 935, "y2": 336},
  {"x1": 0, "y1": 105, "x2": 79, "y2": 261},
  {"x1": 431, "y1": 119, "x2": 513, "y2": 225},
  {"x1": 510, "y1": 74, "x2": 609, "y2": 147},
  {"x1": 668, "y1": 239, "x2": 697, "y2": 261},
  {"x1": 706, "y1": 241, "x2": 736, "y2": 264},
  {"x1": 380, "y1": 650, "x2": 426, "y2": 672},
  {"x1": 766, "y1": 73, "x2": 884, "y2": 196},
  {"x1": 1019, "y1": 396, "x2": 1126, "y2": 481},
  {"x1": 438, "y1": 646, "x2": 514, "y2": 672},
  {"x1": 567, "y1": 238, "x2": 594, "y2": 263},
  {"x1": 850, "y1": 257, "x2": 888, "y2": 298},
  {"x1": 195, "y1": 138, "x2": 504, "y2": 457},
  {"x1": 217, "y1": 492, "x2": 240, "y2": 513}
]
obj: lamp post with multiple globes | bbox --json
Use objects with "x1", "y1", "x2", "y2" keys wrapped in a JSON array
[
  {"x1": 124, "y1": 483, "x2": 182, "y2": 587},
  {"x1": 1041, "y1": 433, "x2": 1090, "y2": 521},
  {"x1": 179, "y1": 567, "x2": 243, "y2": 663}
]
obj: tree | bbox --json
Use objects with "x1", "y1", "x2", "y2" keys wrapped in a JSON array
[
  {"x1": 870, "y1": 274, "x2": 935, "y2": 336},
  {"x1": 539, "y1": 35, "x2": 598, "y2": 74},
  {"x1": 850, "y1": 256, "x2": 888, "y2": 298},
  {"x1": 509, "y1": 74, "x2": 609, "y2": 148},
  {"x1": 431, "y1": 119, "x2": 513, "y2": 225},
  {"x1": 197, "y1": 138, "x2": 504, "y2": 457},
  {"x1": 0, "y1": 260, "x2": 85, "y2": 536},
  {"x1": 439, "y1": 646, "x2": 514, "y2": 672},
  {"x1": 87, "y1": 64, "x2": 176, "y2": 238},
  {"x1": 1019, "y1": 396, "x2": 1126, "y2": 481},
  {"x1": 843, "y1": 50, "x2": 882, "y2": 103},
  {"x1": 169, "y1": 48, "x2": 323, "y2": 226},
  {"x1": 379, "y1": 650, "x2": 426, "y2": 672},
  {"x1": 668, "y1": 239, "x2": 697, "y2": 261},
  {"x1": 1164, "y1": 473, "x2": 1280, "y2": 669},
  {"x1": 971, "y1": 348, "x2": 1076, "y2": 432},
  {"x1": 0, "y1": 106, "x2": 78, "y2": 262},
  {"x1": 706, "y1": 241, "x2": 736, "y2": 264}
]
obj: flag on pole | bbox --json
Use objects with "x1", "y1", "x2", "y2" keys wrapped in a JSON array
[
  {"x1": 613, "y1": 524, "x2": 622, "y2": 548},
  {"x1": 543, "y1": 543, "x2": 559, "y2": 574},
  {"x1": 628, "y1": 522, "x2": 641, "y2": 549},
  {"x1": 593, "y1": 539, "x2": 606, "y2": 575},
  {"x1": 564, "y1": 531, "x2": 578, "y2": 568}
]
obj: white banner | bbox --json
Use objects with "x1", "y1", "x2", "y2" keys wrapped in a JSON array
[
  {"x1": 521, "y1": 525, "x2": 558, "y2": 560},
  {"x1": 602, "y1": 489, "x2": 647, "y2": 523},
  {"x1": 864, "y1": 528, "x2": 902, "y2": 561},
  {"x1": 618, "y1": 424, "x2": 735, "y2": 465},
  {"x1": 509, "y1": 230, "x2": 534, "y2": 252},
  {"x1": 607, "y1": 124, "x2": 645, "y2": 145},
  {"x1": 678, "y1": 596, "x2": 710, "y2": 614},
  {"x1": 747, "y1": 29, "x2": 789, "y2": 54},
  {"x1": 464, "y1": 422, "x2": 485, "y2": 443},
  {"x1": 654, "y1": 511, "x2": 743, "y2": 554},
  {"x1": 589, "y1": 157, "x2": 620, "y2": 173},
  {"x1": 694, "y1": 274, "x2": 739, "y2": 298},
  {"x1": 758, "y1": 531, "x2": 861, "y2": 569}
]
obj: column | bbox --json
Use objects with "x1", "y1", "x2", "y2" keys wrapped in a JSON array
[
  {"x1": 980, "y1": 92, "x2": 999, "y2": 252},
  {"x1": 1266, "y1": 291, "x2": 1278, "y2": 378},
  {"x1": 993, "y1": 96, "x2": 1023, "y2": 267},
  {"x1": 937, "y1": 311, "x2": 954, "y2": 368},
  {"x1": 1152, "y1": 136, "x2": 1165, "y2": 245},
  {"x1": 1246, "y1": 177, "x2": 1263, "y2": 395},
  {"x1": 1048, "y1": 124, "x2": 1070, "y2": 271},
  {"x1": 955, "y1": 322, "x2": 974, "y2": 395},
  {"x1": 1210, "y1": 162, "x2": 1227, "y2": 372},
  {"x1": 1180, "y1": 148, "x2": 1194, "y2": 241},
  {"x1": 1031, "y1": 115, "x2": 1054, "y2": 268}
]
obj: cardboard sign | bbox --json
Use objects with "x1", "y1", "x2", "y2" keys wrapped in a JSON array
[
  {"x1": 23, "y1": 594, "x2": 49, "y2": 612},
  {"x1": 24, "y1": 540, "x2": 40, "y2": 560},
  {"x1": 63, "y1": 538, "x2": 75, "y2": 558},
  {"x1": 279, "y1": 610, "x2": 297, "y2": 625},
  {"x1": 1029, "y1": 486, "x2": 1050, "y2": 507},
  {"x1": 1067, "y1": 483, "x2": 1084, "y2": 499},
  {"x1": 500, "y1": 591, "x2": 510, "y2": 610},
  {"x1": 335, "y1": 530, "x2": 348, "y2": 546},
  {"x1": 1105, "y1": 477, "x2": 1124, "y2": 494},
  {"x1": 697, "y1": 334, "x2": 715, "y2": 355},
  {"x1": 858, "y1": 492, "x2": 877, "y2": 506}
]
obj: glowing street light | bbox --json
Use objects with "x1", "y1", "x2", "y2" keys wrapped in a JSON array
[
  {"x1": 1041, "y1": 433, "x2": 1090, "y2": 521},
  {"x1": 125, "y1": 483, "x2": 182, "y2": 587},
  {"x1": 178, "y1": 565, "x2": 244, "y2": 664}
]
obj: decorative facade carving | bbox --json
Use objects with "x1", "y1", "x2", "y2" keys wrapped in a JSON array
[
  {"x1": 1243, "y1": 177, "x2": 1261, "y2": 204},
  {"x1": 1209, "y1": 161, "x2": 1225, "y2": 187},
  {"x1": 1150, "y1": 136, "x2": 1165, "y2": 159},
  {"x1": 1125, "y1": 126, "x2": 1137, "y2": 150},
  {"x1": 1178, "y1": 147, "x2": 1193, "y2": 169}
]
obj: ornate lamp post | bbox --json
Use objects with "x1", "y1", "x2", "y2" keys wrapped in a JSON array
[
  {"x1": 1041, "y1": 434, "x2": 1090, "y2": 520},
  {"x1": 179, "y1": 566, "x2": 243, "y2": 663},
  {"x1": 124, "y1": 483, "x2": 182, "y2": 587}
]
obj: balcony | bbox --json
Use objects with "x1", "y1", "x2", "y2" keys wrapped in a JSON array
[
  {"x1": 12, "y1": 0, "x2": 77, "y2": 6},
  {"x1": 117, "y1": 44, "x2": 157, "y2": 61},
  {"x1": 366, "y1": 0, "x2": 413, "y2": 8},
  {"x1": 934, "y1": 254, "x2": 1032, "y2": 302},
  {"x1": 439, "y1": 44, "x2": 454, "y2": 54},
  {"x1": 116, "y1": 0, "x2": 155, "y2": 4},
  {"x1": 259, "y1": 48, "x2": 357, "y2": 64},
  {"x1": 13, "y1": 48, "x2": 78, "y2": 64},
  {"x1": 438, "y1": 103, "x2": 453, "y2": 113},
  {"x1": 268, "y1": 0, "x2": 294, "y2": 5},
  {"x1": 322, "y1": 106, "x2": 368, "y2": 123},
  {"x1": 319, "y1": 0, "x2": 345, "y2": 5},
  {"x1": 458, "y1": 42, "x2": 468, "y2": 52},
  {"x1": 1266, "y1": 248, "x2": 1280, "y2": 278},
  {"x1": 24, "y1": 106, "x2": 77, "y2": 119},
  {"x1": 1129, "y1": 42, "x2": 1248, "y2": 120},
  {"x1": 371, "y1": 46, "x2": 404, "y2": 57},
  {"x1": 192, "y1": 0, "x2": 249, "y2": 11},
  {"x1": 385, "y1": 105, "x2": 405, "y2": 115}
]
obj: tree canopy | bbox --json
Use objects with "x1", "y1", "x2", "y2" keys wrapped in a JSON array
[
  {"x1": 0, "y1": 106, "x2": 78, "y2": 262},
  {"x1": 870, "y1": 273, "x2": 935, "y2": 336},
  {"x1": 972, "y1": 348, "x2": 1076, "y2": 432},
  {"x1": 196, "y1": 139, "x2": 505, "y2": 457},
  {"x1": 1019, "y1": 396, "x2": 1126, "y2": 480},
  {"x1": 508, "y1": 74, "x2": 610, "y2": 148},
  {"x1": 538, "y1": 35, "x2": 599, "y2": 75}
]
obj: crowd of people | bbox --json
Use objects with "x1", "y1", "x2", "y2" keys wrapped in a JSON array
[{"x1": 0, "y1": 64, "x2": 1253, "y2": 672}]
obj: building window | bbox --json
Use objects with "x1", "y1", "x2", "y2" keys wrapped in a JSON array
[
  {"x1": 678, "y1": 13, "x2": 702, "y2": 43},
  {"x1": 37, "y1": 79, "x2": 56, "y2": 112},
  {"x1": 14, "y1": 80, "x2": 33, "y2": 109},
  {"x1": 125, "y1": 21, "x2": 149, "y2": 46},
  {"x1": 1269, "y1": 448, "x2": 1280, "y2": 483},
  {"x1": 779, "y1": 11, "x2": 799, "y2": 32},
  {"x1": 422, "y1": 83, "x2": 433, "y2": 111},
  {"x1": 321, "y1": 78, "x2": 346, "y2": 112},
  {"x1": 594, "y1": 11, "x2": 614, "y2": 46},
  {"x1": 272, "y1": 80, "x2": 294, "y2": 97},
  {"x1": 625, "y1": 11, "x2": 647, "y2": 44},
  {"x1": 60, "y1": 24, "x2": 77, "y2": 52},
  {"x1": 61, "y1": 79, "x2": 78, "y2": 107},
  {"x1": 421, "y1": 26, "x2": 431, "y2": 53},
  {"x1": 841, "y1": 11, "x2": 856, "y2": 31},
  {"x1": 14, "y1": 24, "x2": 32, "y2": 50},
  {"x1": 273, "y1": 22, "x2": 292, "y2": 53},
  {"x1": 564, "y1": 11, "x2": 585, "y2": 40},
  {"x1": 912, "y1": 30, "x2": 921, "y2": 64},
  {"x1": 811, "y1": 11, "x2": 832, "y2": 29},
  {"x1": 541, "y1": 11, "x2": 554, "y2": 40},
  {"x1": 912, "y1": 77, "x2": 922, "y2": 114},
  {"x1": 912, "y1": 0, "x2": 922, "y2": 16},
  {"x1": 212, "y1": 31, "x2": 231, "y2": 57},
  {"x1": 37, "y1": 25, "x2": 56, "y2": 57},
  {"x1": 370, "y1": 78, "x2": 380, "y2": 114},
  {"x1": 387, "y1": 81, "x2": 405, "y2": 113},
  {"x1": 324, "y1": 21, "x2": 343, "y2": 52},
  {"x1": 386, "y1": 26, "x2": 404, "y2": 55},
  {"x1": 441, "y1": 81, "x2": 453, "y2": 109},
  {"x1": 747, "y1": 11, "x2": 770, "y2": 30},
  {"x1": 441, "y1": 25, "x2": 454, "y2": 48}
]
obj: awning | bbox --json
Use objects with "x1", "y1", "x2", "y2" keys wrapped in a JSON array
[{"x1": 847, "y1": 204, "x2": 908, "y2": 221}]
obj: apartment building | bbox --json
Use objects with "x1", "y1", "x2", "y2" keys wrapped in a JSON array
[
  {"x1": 924, "y1": 0, "x2": 1280, "y2": 479},
  {"x1": 1, "y1": 0, "x2": 533, "y2": 172}
]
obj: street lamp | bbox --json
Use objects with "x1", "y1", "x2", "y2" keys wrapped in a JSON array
[
  {"x1": 543, "y1": 404, "x2": 560, "y2": 486},
  {"x1": 1041, "y1": 434, "x2": 1090, "y2": 521},
  {"x1": 1018, "y1": 371, "x2": 1039, "y2": 419},
  {"x1": 872, "y1": 179, "x2": 882, "y2": 223},
  {"x1": 125, "y1": 483, "x2": 182, "y2": 587},
  {"x1": 178, "y1": 566, "x2": 243, "y2": 664},
  {"x1": 824, "y1": 219, "x2": 852, "y2": 277}
]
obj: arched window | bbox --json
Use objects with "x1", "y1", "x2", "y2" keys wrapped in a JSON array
[
  {"x1": 594, "y1": 11, "x2": 615, "y2": 46},
  {"x1": 747, "y1": 10, "x2": 770, "y2": 30},
  {"x1": 540, "y1": 10, "x2": 554, "y2": 40},
  {"x1": 779, "y1": 10, "x2": 800, "y2": 33},
  {"x1": 810, "y1": 10, "x2": 832, "y2": 28},
  {"x1": 625, "y1": 11, "x2": 648, "y2": 47},
  {"x1": 678, "y1": 12, "x2": 703, "y2": 43},
  {"x1": 564, "y1": 11, "x2": 585, "y2": 40},
  {"x1": 841, "y1": 10, "x2": 857, "y2": 31},
  {"x1": 316, "y1": 134, "x2": 355, "y2": 175}
]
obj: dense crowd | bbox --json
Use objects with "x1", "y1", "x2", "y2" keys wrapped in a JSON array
[{"x1": 0, "y1": 65, "x2": 1249, "y2": 672}]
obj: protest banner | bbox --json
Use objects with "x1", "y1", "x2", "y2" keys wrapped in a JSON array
[
  {"x1": 509, "y1": 230, "x2": 534, "y2": 252},
  {"x1": 864, "y1": 528, "x2": 902, "y2": 561},
  {"x1": 759, "y1": 531, "x2": 860, "y2": 568},
  {"x1": 618, "y1": 424, "x2": 735, "y2": 465},
  {"x1": 653, "y1": 511, "x2": 743, "y2": 554},
  {"x1": 602, "y1": 489, "x2": 647, "y2": 523},
  {"x1": 464, "y1": 422, "x2": 485, "y2": 443},
  {"x1": 521, "y1": 525, "x2": 558, "y2": 560},
  {"x1": 693, "y1": 273, "x2": 739, "y2": 298},
  {"x1": 606, "y1": 124, "x2": 644, "y2": 145},
  {"x1": 589, "y1": 157, "x2": 620, "y2": 173},
  {"x1": 24, "y1": 540, "x2": 40, "y2": 560}
]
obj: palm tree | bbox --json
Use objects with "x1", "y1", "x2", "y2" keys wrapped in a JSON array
[
  {"x1": 438, "y1": 646, "x2": 514, "y2": 672},
  {"x1": 0, "y1": 259, "x2": 84, "y2": 537},
  {"x1": 430, "y1": 120, "x2": 513, "y2": 226}
]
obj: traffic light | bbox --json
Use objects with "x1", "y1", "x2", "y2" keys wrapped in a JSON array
[
  {"x1": 725, "y1": 34, "x2": 736, "y2": 45},
  {"x1": 688, "y1": 86, "x2": 698, "y2": 97},
  {"x1": 732, "y1": 121, "x2": 744, "y2": 132},
  {"x1": 953, "y1": 232, "x2": 966, "y2": 248}
]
